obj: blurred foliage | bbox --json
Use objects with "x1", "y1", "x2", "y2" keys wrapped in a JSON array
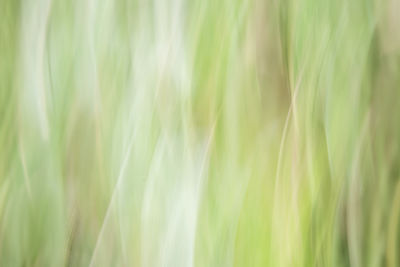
[{"x1": 0, "y1": 0, "x2": 400, "y2": 266}]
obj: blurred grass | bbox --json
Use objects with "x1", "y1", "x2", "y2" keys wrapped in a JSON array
[{"x1": 1, "y1": 0, "x2": 400, "y2": 266}]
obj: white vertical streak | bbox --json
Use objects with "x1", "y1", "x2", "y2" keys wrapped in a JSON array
[{"x1": 19, "y1": 0, "x2": 53, "y2": 140}]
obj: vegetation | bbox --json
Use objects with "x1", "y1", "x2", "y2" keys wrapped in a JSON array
[{"x1": 0, "y1": 0, "x2": 399, "y2": 266}]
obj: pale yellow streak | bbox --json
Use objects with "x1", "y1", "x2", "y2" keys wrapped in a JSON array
[
  {"x1": 88, "y1": 131, "x2": 135, "y2": 267},
  {"x1": 347, "y1": 110, "x2": 370, "y2": 267}
]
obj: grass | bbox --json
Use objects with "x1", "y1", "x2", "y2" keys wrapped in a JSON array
[{"x1": 0, "y1": 0, "x2": 399, "y2": 266}]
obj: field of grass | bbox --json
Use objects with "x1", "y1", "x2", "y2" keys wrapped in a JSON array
[{"x1": 1, "y1": 0, "x2": 400, "y2": 266}]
